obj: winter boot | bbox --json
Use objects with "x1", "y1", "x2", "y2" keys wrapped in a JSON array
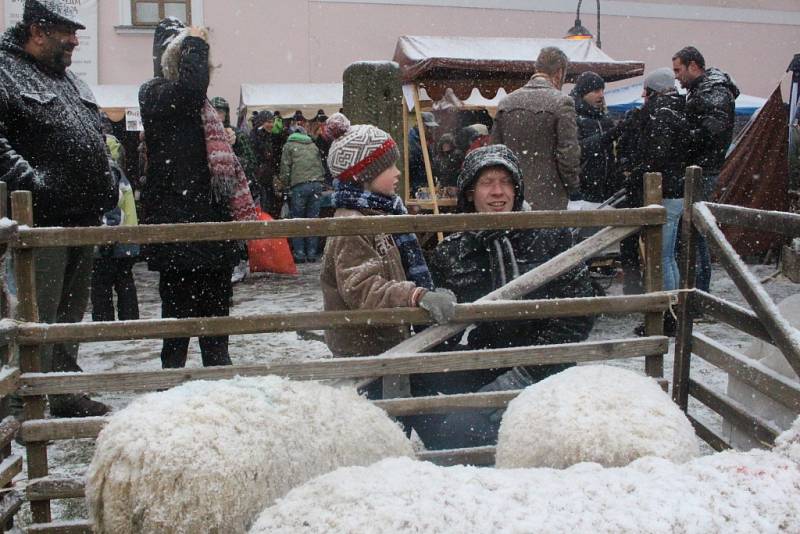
[{"x1": 49, "y1": 394, "x2": 110, "y2": 418}]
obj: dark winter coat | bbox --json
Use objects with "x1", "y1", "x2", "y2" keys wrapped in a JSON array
[
  {"x1": 491, "y1": 75, "x2": 581, "y2": 210},
  {"x1": 685, "y1": 68, "x2": 740, "y2": 176},
  {"x1": 629, "y1": 93, "x2": 691, "y2": 199},
  {"x1": 0, "y1": 25, "x2": 116, "y2": 227},
  {"x1": 408, "y1": 126, "x2": 428, "y2": 195},
  {"x1": 422, "y1": 227, "x2": 596, "y2": 394},
  {"x1": 138, "y1": 25, "x2": 238, "y2": 273},
  {"x1": 314, "y1": 134, "x2": 334, "y2": 185},
  {"x1": 574, "y1": 97, "x2": 616, "y2": 202}
]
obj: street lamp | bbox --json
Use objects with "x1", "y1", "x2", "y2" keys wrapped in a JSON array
[{"x1": 565, "y1": 0, "x2": 602, "y2": 49}]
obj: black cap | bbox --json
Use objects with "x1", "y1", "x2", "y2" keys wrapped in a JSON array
[{"x1": 24, "y1": 0, "x2": 86, "y2": 30}]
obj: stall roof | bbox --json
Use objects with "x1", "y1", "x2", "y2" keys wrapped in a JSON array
[
  {"x1": 238, "y1": 83, "x2": 342, "y2": 121},
  {"x1": 90, "y1": 84, "x2": 140, "y2": 110},
  {"x1": 393, "y1": 35, "x2": 644, "y2": 100},
  {"x1": 605, "y1": 83, "x2": 767, "y2": 116}
]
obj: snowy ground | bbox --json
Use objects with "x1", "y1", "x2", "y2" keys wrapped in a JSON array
[{"x1": 11, "y1": 260, "x2": 799, "y2": 526}]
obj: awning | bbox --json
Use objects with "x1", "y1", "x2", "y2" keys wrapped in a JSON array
[
  {"x1": 393, "y1": 35, "x2": 644, "y2": 100},
  {"x1": 89, "y1": 84, "x2": 140, "y2": 122},
  {"x1": 238, "y1": 83, "x2": 343, "y2": 123}
]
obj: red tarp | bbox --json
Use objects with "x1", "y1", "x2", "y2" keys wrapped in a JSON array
[{"x1": 714, "y1": 86, "x2": 790, "y2": 256}]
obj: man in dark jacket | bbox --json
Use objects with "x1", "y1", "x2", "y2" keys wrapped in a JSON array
[
  {"x1": 250, "y1": 110, "x2": 282, "y2": 216},
  {"x1": 408, "y1": 112, "x2": 439, "y2": 196},
  {"x1": 0, "y1": 0, "x2": 117, "y2": 417},
  {"x1": 571, "y1": 71, "x2": 620, "y2": 203},
  {"x1": 672, "y1": 46, "x2": 739, "y2": 293},
  {"x1": 409, "y1": 144, "x2": 595, "y2": 450},
  {"x1": 139, "y1": 18, "x2": 241, "y2": 369}
]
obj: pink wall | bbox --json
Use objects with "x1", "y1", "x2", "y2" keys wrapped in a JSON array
[{"x1": 1, "y1": 1, "x2": 798, "y2": 107}]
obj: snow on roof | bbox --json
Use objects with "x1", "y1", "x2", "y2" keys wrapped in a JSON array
[
  {"x1": 89, "y1": 85, "x2": 140, "y2": 110},
  {"x1": 238, "y1": 83, "x2": 343, "y2": 119},
  {"x1": 605, "y1": 83, "x2": 766, "y2": 115}
]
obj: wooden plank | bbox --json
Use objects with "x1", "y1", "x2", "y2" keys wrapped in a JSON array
[
  {"x1": 707, "y1": 203, "x2": 800, "y2": 237},
  {"x1": 21, "y1": 416, "x2": 108, "y2": 443},
  {"x1": 0, "y1": 417, "x2": 20, "y2": 450},
  {"x1": 27, "y1": 477, "x2": 85, "y2": 501},
  {"x1": 11, "y1": 191, "x2": 49, "y2": 524},
  {"x1": 374, "y1": 390, "x2": 519, "y2": 417},
  {"x1": 642, "y1": 172, "x2": 664, "y2": 378},
  {"x1": 15, "y1": 294, "x2": 671, "y2": 345},
  {"x1": 0, "y1": 455, "x2": 20, "y2": 489},
  {"x1": 411, "y1": 83, "x2": 441, "y2": 223},
  {"x1": 13, "y1": 208, "x2": 665, "y2": 249},
  {"x1": 673, "y1": 167, "x2": 703, "y2": 410},
  {"x1": 382, "y1": 225, "x2": 643, "y2": 359},
  {"x1": 0, "y1": 367, "x2": 19, "y2": 398},
  {"x1": 26, "y1": 520, "x2": 93, "y2": 534},
  {"x1": 402, "y1": 94, "x2": 411, "y2": 203},
  {"x1": 686, "y1": 414, "x2": 732, "y2": 452},
  {"x1": 416, "y1": 446, "x2": 495, "y2": 467},
  {"x1": 693, "y1": 202, "x2": 800, "y2": 377},
  {"x1": 692, "y1": 332, "x2": 800, "y2": 412},
  {"x1": 18, "y1": 337, "x2": 667, "y2": 397},
  {"x1": 692, "y1": 290, "x2": 772, "y2": 344},
  {"x1": 688, "y1": 378, "x2": 780, "y2": 447}
]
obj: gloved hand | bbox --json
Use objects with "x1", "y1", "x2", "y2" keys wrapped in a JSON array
[
  {"x1": 568, "y1": 191, "x2": 584, "y2": 202},
  {"x1": 419, "y1": 288, "x2": 457, "y2": 324}
]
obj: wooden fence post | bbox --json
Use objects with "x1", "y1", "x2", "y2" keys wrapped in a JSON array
[
  {"x1": 11, "y1": 192, "x2": 50, "y2": 523},
  {"x1": 672, "y1": 166, "x2": 703, "y2": 410},
  {"x1": 642, "y1": 173, "x2": 664, "y2": 377}
]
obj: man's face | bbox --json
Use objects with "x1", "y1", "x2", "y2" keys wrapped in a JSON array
[
  {"x1": 468, "y1": 167, "x2": 515, "y2": 213},
  {"x1": 37, "y1": 24, "x2": 79, "y2": 73},
  {"x1": 672, "y1": 58, "x2": 701, "y2": 89},
  {"x1": 582, "y1": 88, "x2": 605, "y2": 110}
]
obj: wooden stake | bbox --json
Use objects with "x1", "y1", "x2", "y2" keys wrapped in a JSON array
[
  {"x1": 411, "y1": 84, "x2": 442, "y2": 234},
  {"x1": 402, "y1": 95, "x2": 411, "y2": 204},
  {"x1": 642, "y1": 173, "x2": 664, "y2": 377},
  {"x1": 10, "y1": 192, "x2": 49, "y2": 524}
]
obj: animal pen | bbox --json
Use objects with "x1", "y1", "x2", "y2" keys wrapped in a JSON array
[{"x1": 0, "y1": 168, "x2": 795, "y2": 532}]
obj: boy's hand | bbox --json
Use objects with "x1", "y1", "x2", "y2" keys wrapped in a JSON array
[{"x1": 419, "y1": 289, "x2": 457, "y2": 324}]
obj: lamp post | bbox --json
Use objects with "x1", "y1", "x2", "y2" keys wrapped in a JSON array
[{"x1": 565, "y1": 0, "x2": 602, "y2": 49}]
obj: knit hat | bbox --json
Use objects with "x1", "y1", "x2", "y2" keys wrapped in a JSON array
[
  {"x1": 327, "y1": 124, "x2": 400, "y2": 184},
  {"x1": 457, "y1": 144, "x2": 524, "y2": 213},
  {"x1": 571, "y1": 71, "x2": 605, "y2": 98},
  {"x1": 210, "y1": 96, "x2": 229, "y2": 111},
  {"x1": 324, "y1": 112, "x2": 351, "y2": 140},
  {"x1": 252, "y1": 110, "x2": 274, "y2": 128},
  {"x1": 644, "y1": 67, "x2": 677, "y2": 94}
]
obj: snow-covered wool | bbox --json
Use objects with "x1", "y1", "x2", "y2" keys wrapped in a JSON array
[
  {"x1": 85, "y1": 376, "x2": 414, "y2": 534},
  {"x1": 496, "y1": 365, "x2": 699, "y2": 468},
  {"x1": 249, "y1": 420, "x2": 800, "y2": 533}
]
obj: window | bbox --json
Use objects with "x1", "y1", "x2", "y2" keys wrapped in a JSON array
[{"x1": 130, "y1": 0, "x2": 191, "y2": 27}]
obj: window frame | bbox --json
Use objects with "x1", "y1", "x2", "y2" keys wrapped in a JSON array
[{"x1": 118, "y1": 0, "x2": 203, "y2": 31}]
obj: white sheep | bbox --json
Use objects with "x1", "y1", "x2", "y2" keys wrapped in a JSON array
[
  {"x1": 495, "y1": 365, "x2": 699, "y2": 468},
  {"x1": 85, "y1": 376, "x2": 414, "y2": 534},
  {"x1": 249, "y1": 418, "x2": 800, "y2": 533}
]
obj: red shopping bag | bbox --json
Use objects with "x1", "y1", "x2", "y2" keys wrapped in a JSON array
[{"x1": 248, "y1": 209, "x2": 298, "y2": 274}]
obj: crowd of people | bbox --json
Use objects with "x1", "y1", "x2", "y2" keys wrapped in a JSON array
[{"x1": 0, "y1": 0, "x2": 740, "y2": 439}]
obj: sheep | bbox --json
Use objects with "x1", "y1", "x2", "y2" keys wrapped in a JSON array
[
  {"x1": 85, "y1": 376, "x2": 414, "y2": 534},
  {"x1": 495, "y1": 365, "x2": 699, "y2": 468},
  {"x1": 248, "y1": 418, "x2": 800, "y2": 533}
]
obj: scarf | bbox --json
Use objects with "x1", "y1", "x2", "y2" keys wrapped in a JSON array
[
  {"x1": 201, "y1": 100, "x2": 258, "y2": 221},
  {"x1": 333, "y1": 183, "x2": 434, "y2": 291}
]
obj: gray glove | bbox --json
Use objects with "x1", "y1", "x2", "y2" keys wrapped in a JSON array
[{"x1": 419, "y1": 288, "x2": 457, "y2": 324}]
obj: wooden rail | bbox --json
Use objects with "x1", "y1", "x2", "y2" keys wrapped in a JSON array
[
  {"x1": 686, "y1": 414, "x2": 731, "y2": 452},
  {"x1": 9, "y1": 208, "x2": 666, "y2": 249},
  {"x1": 707, "y1": 202, "x2": 800, "y2": 237},
  {"x1": 692, "y1": 291, "x2": 772, "y2": 344}
]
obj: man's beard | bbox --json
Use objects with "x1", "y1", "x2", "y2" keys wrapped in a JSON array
[{"x1": 43, "y1": 40, "x2": 74, "y2": 73}]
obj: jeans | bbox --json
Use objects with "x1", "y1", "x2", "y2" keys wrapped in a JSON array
[
  {"x1": 662, "y1": 198, "x2": 684, "y2": 291},
  {"x1": 289, "y1": 181, "x2": 324, "y2": 260},
  {"x1": 695, "y1": 174, "x2": 718, "y2": 292}
]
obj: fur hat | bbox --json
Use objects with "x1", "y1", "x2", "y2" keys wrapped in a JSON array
[
  {"x1": 327, "y1": 124, "x2": 399, "y2": 184},
  {"x1": 457, "y1": 144, "x2": 524, "y2": 213},
  {"x1": 24, "y1": 0, "x2": 86, "y2": 30}
]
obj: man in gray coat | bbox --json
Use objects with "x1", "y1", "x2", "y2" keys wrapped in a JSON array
[{"x1": 492, "y1": 46, "x2": 581, "y2": 210}]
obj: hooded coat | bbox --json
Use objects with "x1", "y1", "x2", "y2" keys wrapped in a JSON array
[
  {"x1": 0, "y1": 24, "x2": 116, "y2": 227},
  {"x1": 685, "y1": 68, "x2": 740, "y2": 175},
  {"x1": 573, "y1": 96, "x2": 616, "y2": 202},
  {"x1": 138, "y1": 18, "x2": 238, "y2": 272},
  {"x1": 491, "y1": 75, "x2": 581, "y2": 210},
  {"x1": 278, "y1": 132, "x2": 325, "y2": 190}
]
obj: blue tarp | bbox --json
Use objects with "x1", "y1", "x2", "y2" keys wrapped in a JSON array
[{"x1": 605, "y1": 83, "x2": 766, "y2": 116}]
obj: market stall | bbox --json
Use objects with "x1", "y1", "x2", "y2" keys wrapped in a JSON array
[{"x1": 236, "y1": 82, "x2": 342, "y2": 130}]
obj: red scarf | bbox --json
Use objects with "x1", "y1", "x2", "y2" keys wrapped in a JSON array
[{"x1": 201, "y1": 100, "x2": 258, "y2": 221}]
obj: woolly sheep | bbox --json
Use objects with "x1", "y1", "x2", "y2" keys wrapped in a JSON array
[
  {"x1": 496, "y1": 365, "x2": 699, "y2": 468},
  {"x1": 249, "y1": 419, "x2": 800, "y2": 533},
  {"x1": 85, "y1": 376, "x2": 414, "y2": 534}
]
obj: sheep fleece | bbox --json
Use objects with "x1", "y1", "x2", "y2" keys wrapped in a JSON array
[
  {"x1": 496, "y1": 365, "x2": 699, "y2": 468},
  {"x1": 85, "y1": 376, "x2": 414, "y2": 533}
]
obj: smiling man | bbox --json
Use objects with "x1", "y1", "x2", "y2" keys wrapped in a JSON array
[
  {"x1": 0, "y1": 0, "x2": 117, "y2": 417},
  {"x1": 410, "y1": 145, "x2": 596, "y2": 451}
]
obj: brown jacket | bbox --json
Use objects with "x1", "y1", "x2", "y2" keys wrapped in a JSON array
[
  {"x1": 492, "y1": 75, "x2": 581, "y2": 210},
  {"x1": 321, "y1": 208, "x2": 424, "y2": 357}
]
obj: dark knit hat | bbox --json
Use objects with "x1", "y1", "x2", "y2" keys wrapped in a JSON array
[
  {"x1": 457, "y1": 144, "x2": 524, "y2": 213},
  {"x1": 327, "y1": 124, "x2": 400, "y2": 184},
  {"x1": 210, "y1": 96, "x2": 229, "y2": 110},
  {"x1": 571, "y1": 71, "x2": 605, "y2": 98},
  {"x1": 252, "y1": 110, "x2": 275, "y2": 128},
  {"x1": 24, "y1": 0, "x2": 86, "y2": 30}
]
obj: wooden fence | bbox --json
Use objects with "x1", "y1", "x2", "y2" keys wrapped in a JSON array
[{"x1": 0, "y1": 172, "x2": 671, "y2": 532}]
